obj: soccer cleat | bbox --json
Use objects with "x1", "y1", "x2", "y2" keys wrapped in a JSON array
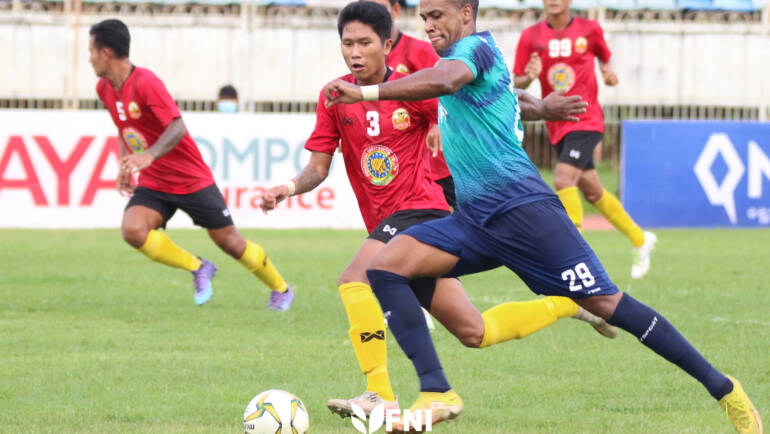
[
  {"x1": 268, "y1": 286, "x2": 294, "y2": 311},
  {"x1": 574, "y1": 307, "x2": 618, "y2": 339},
  {"x1": 719, "y1": 376, "x2": 763, "y2": 434},
  {"x1": 390, "y1": 390, "x2": 462, "y2": 432},
  {"x1": 327, "y1": 391, "x2": 399, "y2": 418},
  {"x1": 631, "y1": 231, "x2": 657, "y2": 279},
  {"x1": 191, "y1": 258, "x2": 216, "y2": 305}
]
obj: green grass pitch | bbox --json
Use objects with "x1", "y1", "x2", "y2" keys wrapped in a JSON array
[{"x1": 1, "y1": 228, "x2": 768, "y2": 433}]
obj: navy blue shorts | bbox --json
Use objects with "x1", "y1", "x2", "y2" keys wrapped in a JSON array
[{"x1": 402, "y1": 198, "x2": 618, "y2": 299}]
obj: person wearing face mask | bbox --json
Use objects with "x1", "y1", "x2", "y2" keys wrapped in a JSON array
[{"x1": 217, "y1": 85, "x2": 239, "y2": 113}]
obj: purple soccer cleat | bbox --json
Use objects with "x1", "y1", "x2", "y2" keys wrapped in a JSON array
[
  {"x1": 192, "y1": 258, "x2": 217, "y2": 305},
  {"x1": 268, "y1": 286, "x2": 294, "y2": 312}
]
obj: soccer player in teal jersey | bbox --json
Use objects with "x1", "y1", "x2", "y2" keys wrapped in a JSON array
[{"x1": 322, "y1": 0, "x2": 763, "y2": 432}]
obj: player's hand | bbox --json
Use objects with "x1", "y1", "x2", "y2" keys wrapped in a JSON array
[
  {"x1": 120, "y1": 153, "x2": 155, "y2": 174},
  {"x1": 601, "y1": 64, "x2": 618, "y2": 86},
  {"x1": 259, "y1": 185, "x2": 290, "y2": 214},
  {"x1": 525, "y1": 53, "x2": 542, "y2": 80},
  {"x1": 116, "y1": 167, "x2": 135, "y2": 197},
  {"x1": 426, "y1": 124, "x2": 442, "y2": 157},
  {"x1": 542, "y1": 90, "x2": 587, "y2": 122},
  {"x1": 323, "y1": 79, "x2": 363, "y2": 108}
]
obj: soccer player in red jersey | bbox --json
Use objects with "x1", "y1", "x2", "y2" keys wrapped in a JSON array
[
  {"x1": 513, "y1": 0, "x2": 657, "y2": 279},
  {"x1": 366, "y1": 0, "x2": 456, "y2": 207},
  {"x1": 261, "y1": 1, "x2": 616, "y2": 419},
  {"x1": 88, "y1": 19, "x2": 294, "y2": 310}
]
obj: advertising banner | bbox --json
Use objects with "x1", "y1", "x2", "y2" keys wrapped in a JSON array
[
  {"x1": 622, "y1": 121, "x2": 770, "y2": 228},
  {"x1": 0, "y1": 110, "x2": 364, "y2": 229}
]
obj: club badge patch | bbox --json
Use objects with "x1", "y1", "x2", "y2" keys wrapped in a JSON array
[
  {"x1": 547, "y1": 63, "x2": 576, "y2": 92},
  {"x1": 392, "y1": 108, "x2": 411, "y2": 130},
  {"x1": 128, "y1": 101, "x2": 141, "y2": 119},
  {"x1": 396, "y1": 64, "x2": 410, "y2": 74},
  {"x1": 575, "y1": 37, "x2": 588, "y2": 54},
  {"x1": 122, "y1": 127, "x2": 148, "y2": 153},
  {"x1": 361, "y1": 145, "x2": 399, "y2": 186}
]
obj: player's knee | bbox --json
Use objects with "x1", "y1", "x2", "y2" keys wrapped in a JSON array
[
  {"x1": 213, "y1": 233, "x2": 245, "y2": 258},
  {"x1": 457, "y1": 325, "x2": 484, "y2": 348},
  {"x1": 583, "y1": 189, "x2": 603, "y2": 203},
  {"x1": 554, "y1": 176, "x2": 577, "y2": 191},
  {"x1": 121, "y1": 222, "x2": 149, "y2": 248}
]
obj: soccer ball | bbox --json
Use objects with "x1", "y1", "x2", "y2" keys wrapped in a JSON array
[{"x1": 243, "y1": 389, "x2": 309, "y2": 434}]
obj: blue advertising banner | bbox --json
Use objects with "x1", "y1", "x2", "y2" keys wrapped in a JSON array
[{"x1": 621, "y1": 121, "x2": 770, "y2": 228}]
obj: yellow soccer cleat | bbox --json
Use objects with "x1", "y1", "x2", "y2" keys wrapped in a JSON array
[
  {"x1": 389, "y1": 390, "x2": 462, "y2": 433},
  {"x1": 719, "y1": 376, "x2": 763, "y2": 433}
]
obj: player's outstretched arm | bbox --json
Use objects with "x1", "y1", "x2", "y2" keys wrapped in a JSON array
[
  {"x1": 323, "y1": 60, "x2": 475, "y2": 108},
  {"x1": 516, "y1": 89, "x2": 588, "y2": 122},
  {"x1": 121, "y1": 117, "x2": 187, "y2": 173},
  {"x1": 260, "y1": 151, "x2": 333, "y2": 213}
]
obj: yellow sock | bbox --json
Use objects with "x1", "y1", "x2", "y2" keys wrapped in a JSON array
[
  {"x1": 594, "y1": 189, "x2": 645, "y2": 247},
  {"x1": 238, "y1": 240, "x2": 288, "y2": 292},
  {"x1": 557, "y1": 186, "x2": 583, "y2": 232},
  {"x1": 480, "y1": 296, "x2": 579, "y2": 348},
  {"x1": 339, "y1": 282, "x2": 395, "y2": 402},
  {"x1": 137, "y1": 230, "x2": 201, "y2": 271}
]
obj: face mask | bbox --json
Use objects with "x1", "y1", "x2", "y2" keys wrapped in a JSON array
[{"x1": 217, "y1": 100, "x2": 238, "y2": 113}]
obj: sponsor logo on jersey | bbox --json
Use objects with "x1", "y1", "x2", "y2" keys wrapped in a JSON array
[
  {"x1": 128, "y1": 101, "x2": 142, "y2": 119},
  {"x1": 360, "y1": 330, "x2": 385, "y2": 342},
  {"x1": 547, "y1": 63, "x2": 576, "y2": 92},
  {"x1": 342, "y1": 116, "x2": 355, "y2": 126},
  {"x1": 396, "y1": 64, "x2": 410, "y2": 74},
  {"x1": 361, "y1": 145, "x2": 400, "y2": 186},
  {"x1": 392, "y1": 108, "x2": 411, "y2": 130},
  {"x1": 575, "y1": 36, "x2": 588, "y2": 54},
  {"x1": 122, "y1": 127, "x2": 147, "y2": 153}
]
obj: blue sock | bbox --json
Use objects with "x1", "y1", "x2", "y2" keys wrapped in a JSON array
[
  {"x1": 608, "y1": 293, "x2": 733, "y2": 400},
  {"x1": 366, "y1": 269, "x2": 451, "y2": 393}
]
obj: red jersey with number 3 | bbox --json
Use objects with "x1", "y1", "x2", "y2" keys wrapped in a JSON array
[
  {"x1": 96, "y1": 66, "x2": 214, "y2": 194},
  {"x1": 386, "y1": 33, "x2": 451, "y2": 181},
  {"x1": 513, "y1": 17, "x2": 612, "y2": 144},
  {"x1": 305, "y1": 71, "x2": 448, "y2": 233}
]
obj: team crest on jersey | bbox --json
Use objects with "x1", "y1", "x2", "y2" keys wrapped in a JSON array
[
  {"x1": 396, "y1": 64, "x2": 410, "y2": 74},
  {"x1": 575, "y1": 37, "x2": 588, "y2": 54},
  {"x1": 548, "y1": 63, "x2": 576, "y2": 92},
  {"x1": 392, "y1": 108, "x2": 411, "y2": 130},
  {"x1": 128, "y1": 101, "x2": 141, "y2": 119},
  {"x1": 122, "y1": 127, "x2": 147, "y2": 153},
  {"x1": 361, "y1": 145, "x2": 399, "y2": 186}
]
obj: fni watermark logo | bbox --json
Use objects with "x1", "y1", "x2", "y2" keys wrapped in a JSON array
[{"x1": 350, "y1": 403, "x2": 433, "y2": 433}]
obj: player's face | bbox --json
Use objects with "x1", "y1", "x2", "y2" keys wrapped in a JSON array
[
  {"x1": 340, "y1": 21, "x2": 392, "y2": 85},
  {"x1": 88, "y1": 36, "x2": 109, "y2": 77},
  {"x1": 543, "y1": 0, "x2": 572, "y2": 15},
  {"x1": 419, "y1": 0, "x2": 472, "y2": 55}
]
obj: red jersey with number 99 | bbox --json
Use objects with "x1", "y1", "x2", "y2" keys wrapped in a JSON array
[
  {"x1": 96, "y1": 66, "x2": 214, "y2": 194},
  {"x1": 305, "y1": 71, "x2": 449, "y2": 233},
  {"x1": 513, "y1": 17, "x2": 612, "y2": 144}
]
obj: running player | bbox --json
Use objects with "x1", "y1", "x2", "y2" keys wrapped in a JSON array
[
  {"x1": 365, "y1": 0, "x2": 456, "y2": 207},
  {"x1": 88, "y1": 19, "x2": 294, "y2": 310},
  {"x1": 513, "y1": 0, "x2": 656, "y2": 279},
  {"x1": 260, "y1": 1, "x2": 616, "y2": 419},
  {"x1": 324, "y1": 0, "x2": 762, "y2": 432}
]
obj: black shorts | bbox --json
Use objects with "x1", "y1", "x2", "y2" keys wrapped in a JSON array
[
  {"x1": 368, "y1": 208, "x2": 452, "y2": 310},
  {"x1": 434, "y1": 175, "x2": 456, "y2": 209},
  {"x1": 126, "y1": 184, "x2": 234, "y2": 229},
  {"x1": 554, "y1": 131, "x2": 603, "y2": 170}
]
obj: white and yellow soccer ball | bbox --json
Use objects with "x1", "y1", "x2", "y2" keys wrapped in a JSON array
[{"x1": 243, "y1": 389, "x2": 309, "y2": 434}]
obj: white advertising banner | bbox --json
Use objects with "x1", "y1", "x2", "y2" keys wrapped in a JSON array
[{"x1": 0, "y1": 110, "x2": 365, "y2": 229}]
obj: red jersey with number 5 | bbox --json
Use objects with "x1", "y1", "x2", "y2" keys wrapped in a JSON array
[
  {"x1": 96, "y1": 66, "x2": 214, "y2": 194},
  {"x1": 513, "y1": 17, "x2": 612, "y2": 144},
  {"x1": 305, "y1": 71, "x2": 448, "y2": 233},
  {"x1": 386, "y1": 33, "x2": 451, "y2": 181}
]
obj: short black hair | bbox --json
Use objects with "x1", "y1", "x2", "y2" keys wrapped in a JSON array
[
  {"x1": 454, "y1": 0, "x2": 479, "y2": 19},
  {"x1": 338, "y1": 2, "x2": 392, "y2": 44},
  {"x1": 89, "y1": 19, "x2": 130, "y2": 59},
  {"x1": 218, "y1": 85, "x2": 238, "y2": 100}
]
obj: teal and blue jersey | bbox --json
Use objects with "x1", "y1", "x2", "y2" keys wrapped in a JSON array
[{"x1": 438, "y1": 31, "x2": 556, "y2": 224}]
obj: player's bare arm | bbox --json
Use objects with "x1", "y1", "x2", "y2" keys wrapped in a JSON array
[
  {"x1": 513, "y1": 52, "x2": 541, "y2": 89},
  {"x1": 120, "y1": 117, "x2": 187, "y2": 173},
  {"x1": 426, "y1": 124, "x2": 442, "y2": 157},
  {"x1": 599, "y1": 60, "x2": 619, "y2": 86},
  {"x1": 516, "y1": 89, "x2": 587, "y2": 122},
  {"x1": 116, "y1": 136, "x2": 135, "y2": 196},
  {"x1": 260, "y1": 151, "x2": 333, "y2": 213},
  {"x1": 324, "y1": 59, "x2": 475, "y2": 108}
]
